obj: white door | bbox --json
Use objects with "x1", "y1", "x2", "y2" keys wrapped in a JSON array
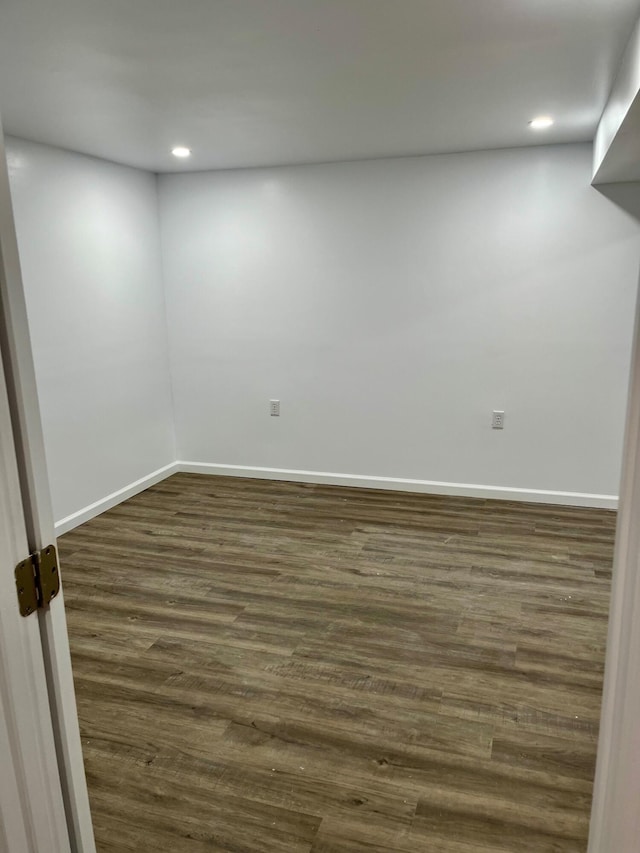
[{"x1": 0, "y1": 119, "x2": 95, "y2": 852}]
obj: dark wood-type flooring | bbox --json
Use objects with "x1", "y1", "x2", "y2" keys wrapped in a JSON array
[{"x1": 59, "y1": 473, "x2": 616, "y2": 853}]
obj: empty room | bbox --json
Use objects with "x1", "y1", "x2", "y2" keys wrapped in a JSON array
[{"x1": 1, "y1": 2, "x2": 640, "y2": 852}]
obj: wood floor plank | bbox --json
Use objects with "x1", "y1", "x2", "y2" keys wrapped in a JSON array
[{"x1": 59, "y1": 473, "x2": 615, "y2": 852}]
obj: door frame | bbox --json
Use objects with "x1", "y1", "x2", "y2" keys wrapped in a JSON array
[
  {"x1": 0, "y1": 119, "x2": 96, "y2": 853},
  {"x1": 587, "y1": 265, "x2": 640, "y2": 851}
]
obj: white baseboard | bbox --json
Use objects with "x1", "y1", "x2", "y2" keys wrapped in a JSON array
[
  {"x1": 54, "y1": 462, "x2": 179, "y2": 536},
  {"x1": 178, "y1": 461, "x2": 619, "y2": 510},
  {"x1": 54, "y1": 460, "x2": 618, "y2": 534}
]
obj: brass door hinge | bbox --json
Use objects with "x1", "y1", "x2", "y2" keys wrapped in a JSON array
[{"x1": 15, "y1": 545, "x2": 60, "y2": 617}]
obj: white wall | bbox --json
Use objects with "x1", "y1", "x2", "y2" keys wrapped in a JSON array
[
  {"x1": 5, "y1": 139, "x2": 639, "y2": 518},
  {"x1": 6, "y1": 138, "x2": 175, "y2": 524},
  {"x1": 159, "y1": 144, "x2": 640, "y2": 502}
]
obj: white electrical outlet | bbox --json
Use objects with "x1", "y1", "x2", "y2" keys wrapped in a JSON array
[
  {"x1": 492, "y1": 410, "x2": 505, "y2": 430},
  {"x1": 270, "y1": 399, "x2": 280, "y2": 417}
]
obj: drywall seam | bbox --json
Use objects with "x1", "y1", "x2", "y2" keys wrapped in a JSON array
[{"x1": 153, "y1": 171, "x2": 179, "y2": 461}]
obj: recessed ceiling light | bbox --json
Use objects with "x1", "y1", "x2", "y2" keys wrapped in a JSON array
[
  {"x1": 529, "y1": 116, "x2": 554, "y2": 130},
  {"x1": 171, "y1": 146, "x2": 192, "y2": 158}
]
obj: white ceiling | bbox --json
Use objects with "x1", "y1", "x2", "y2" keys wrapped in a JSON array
[{"x1": 0, "y1": 0, "x2": 639, "y2": 173}]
